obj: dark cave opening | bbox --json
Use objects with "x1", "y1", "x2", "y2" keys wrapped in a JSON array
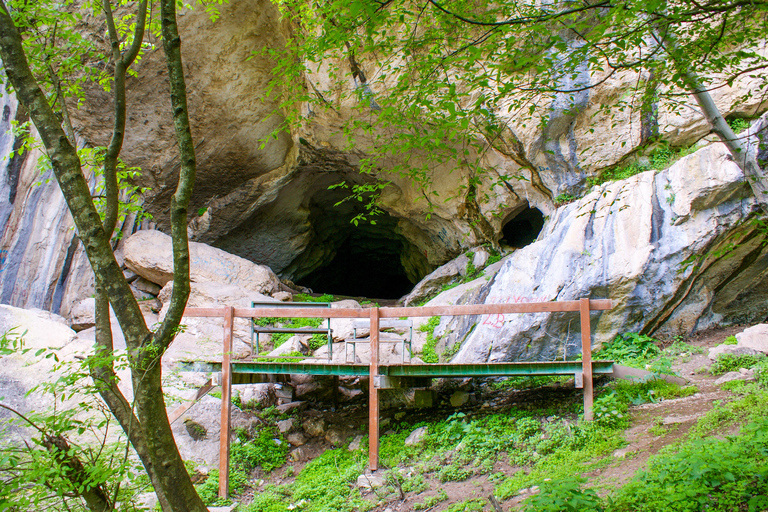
[
  {"x1": 299, "y1": 231, "x2": 416, "y2": 299},
  {"x1": 286, "y1": 184, "x2": 432, "y2": 300},
  {"x1": 501, "y1": 206, "x2": 545, "y2": 248}
]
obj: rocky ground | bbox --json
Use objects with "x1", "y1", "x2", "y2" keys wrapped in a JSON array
[{"x1": 205, "y1": 323, "x2": 764, "y2": 512}]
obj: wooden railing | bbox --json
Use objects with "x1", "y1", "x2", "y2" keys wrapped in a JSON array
[{"x1": 182, "y1": 298, "x2": 612, "y2": 498}]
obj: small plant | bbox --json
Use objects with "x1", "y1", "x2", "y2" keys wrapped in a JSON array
[
  {"x1": 593, "y1": 332, "x2": 660, "y2": 367},
  {"x1": 555, "y1": 193, "x2": 577, "y2": 205},
  {"x1": 521, "y1": 477, "x2": 604, "y2": 512},
  {"x1": 414, "y1": 489, "x2": 449, "y2": 510},
  {"x1": 445, "y1": 498, "x2": 488, "y2": 511},
  {"x1": 611, "y1": 419, "x2": 768, "y2": 511},
  {"x1": 722, "y1": 335, "x2": 738, "y2": 345},
  {"x1": 710, "y1": 353, "x2": 766, "y2": 375},
  {"x1": 728, "y1": 117, "x2": 751, "y2": 134},
  {"x1": 293, "y1": 293, "x2": 336, "y2": 303},
  {"x1": 418, "y1": 316, "x2": 441, "y2": 363},
  {"x1": 593, "y1": 392, "x2": 628, "y2": 429},
  {"x1": 437, "y1": 463, "x2": 473, "y2": 482}
]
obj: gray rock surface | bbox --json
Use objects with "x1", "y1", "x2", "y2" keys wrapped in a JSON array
[
  {"x1": 124, "y1": 229, "x2": 281, "y2": 294},
  {"x1": 736, "y1": 324, "x2": 768, "y2": 354},
  {"x1": 425, "y1": 142, "x2": 768, "y2": 363}
]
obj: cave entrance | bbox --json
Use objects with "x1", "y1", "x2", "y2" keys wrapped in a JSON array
[
  {"x1": 288, "y1": 185, "x2": 431, "y2": 300},
  {"x1": 501, "y1": 206, "x2": 545, "y2": 248},
  {"x1": 299, "y1": 229, "x2": 416, "y2": 299}
]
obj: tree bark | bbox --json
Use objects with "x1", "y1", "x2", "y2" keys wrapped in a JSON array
[{"x1": 0, "y1": 4, "x2": 206, "y2": 511}]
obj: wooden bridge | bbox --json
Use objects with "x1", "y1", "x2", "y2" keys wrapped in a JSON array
[{"x1": 180, "y1": 298, "x2": 613, "y2": 498}]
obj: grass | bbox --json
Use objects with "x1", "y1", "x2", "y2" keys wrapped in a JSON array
[
  {"x1": 202, "y1": 329, "x2": 768, "y2": 512},
  {"x1": 417, "y1": 316, "x2": 441, "y2": 363},
  {"x1": 588, "y1": 143, "x2": 697, "y2": 189}
]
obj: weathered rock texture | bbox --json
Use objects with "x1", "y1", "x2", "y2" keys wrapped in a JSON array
[
  {"x1": 433, "y1": 142, "x2": 768, "y2": 362},
  {"x1": 124, "y1": 229, "x2": 281, "y2": 294},
  {"x1": 0, "y1": 0, "x2": 766, "y2": 329}
]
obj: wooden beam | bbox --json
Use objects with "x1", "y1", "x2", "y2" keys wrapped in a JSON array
[
  {"x1": 380, "y1": 299, "x2": 612, "y2": 318},
  {"x1": 580, "y1": 298, "x2": 594, "y2": 421},
  {"x1": 218, "y1": 306, "x2": 234, "y2": 498},
  {"x1": 168, "y1": 379, "x2": 213, "y2": 424},
  {"x1": 368, "y1": 307, "x2": 380, "y2": 472}
]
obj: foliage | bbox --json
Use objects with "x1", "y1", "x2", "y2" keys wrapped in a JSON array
[
  {"x1": 611, "y1": 419, "x2": 768, "y2": 512},
  {"x1": 232, "y1": 427, "x2": 289, "y2": 474},
  {"x1": 445, "y1": 498, "x2": 488, "y2": 511},
  {"x1": 293, "y1": 294, "x2": 337, "y2": 303},
  {"x1": 710, "y1": 353, "x2": 766, "y2": 375},
  {"x1": 417, "y1": 316, "x2": 441, "y2": 363},
  {"x1": 728, "y1": 118, "x2": 752, "y2": 134},
  {"x1": 265, "y1": 0, "x2": 768, "y2": 219},
  {"x1": 593, "y1": 332, "x2": 660, "y2": 368},
  {"x1": 611, "y1": 379, "x2": 697, "y2": 406},
  {"x1": 413, "y1": 489, "x2": 448, "y2": 510},
  {"x1": 722, "y1": 335, "x2": 738, "y2": 345},
  {"x1": 592, "y1": 392, "x2": 628, "y2": 429},
  {"x1": 0, "y1": 332, "x2": 144, "y2": 511},
  {"x1": 522, "y1": 477, "x2": 604, "y2": 512}
]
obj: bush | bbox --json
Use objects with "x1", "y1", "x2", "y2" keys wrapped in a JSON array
[
  {"x1": 710, "y1": 353, "x2": 766, "y2": 375},
  {"x1": 232, "y1": 427, "x2": 288, "y2": 473},
  {"x1": 522, "y1": 477, "x2": 604, "y2": 512},
  {"x1": 611, "y1": 419, "x2": 768, "y2": 511},
  {"x1": 593, "y1": 332, "x2": 660, "y2": 367}
]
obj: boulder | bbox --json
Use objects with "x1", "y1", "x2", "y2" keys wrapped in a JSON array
[
  {"x1": 708, "y1": 345, "x2": 763, "y2": 361},
  {"x1": 124, "y1": 229, "x2": 281, "y2": 294},
  {"x1": 451, "y1": 142, "x2": 767, "y2": 363},
  {"x1": 736, "y1": 324, "x2": 768, "y2": 354},
  {"x1": 405, "y1": 426, "x2": 428, "y2": 446},
  {"x1": 68, "y1": 298, "x2": 97, "y2": 331},
  {"x1": 402, "y1": 253, "x2": 470, "y2": 306},
  {"x1": 157, "y1": 280, "x2": 277, "y2": 360},
  {"x1": 329, "y1": 299, "x2": 364, "y2": 341},
  {"x1": 714, "y1": 368, "x2": 756, "y2": 385},
  {"x1": 170, "y1": 395, "x2": 251, "y2": 467}
]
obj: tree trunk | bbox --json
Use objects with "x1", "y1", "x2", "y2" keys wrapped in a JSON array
[{"x1": 0, "y1": 5, "x2": 207, "y2": 511}]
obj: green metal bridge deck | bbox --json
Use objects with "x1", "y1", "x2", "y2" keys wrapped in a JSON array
[{"x1": 181, "y1": 360, "x2": 615, "y2": 378}]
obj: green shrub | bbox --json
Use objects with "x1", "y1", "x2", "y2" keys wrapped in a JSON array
[
  {"x1": 414, "y1": 489, "x2": 448, "y2": 510},
  {"x1": 593, "y1": 332, "x2": 660, "y2": 367},
  {"x1": 522, "y1": 477, "x2": 604, "y2": 512},
  {"x1": 710, "y1": 353, "x2": 766, "y2": 375},
  {"x1": 231, "y1": 427, "x2": 288, "y2": 473},
  {"x1": 728, "y1": 118, "x2": 751, "y2": 134},
  {"x1": 418, "y1": 316, "x2": 441, "y2": 363},
  {"x1": 611, "y1": 419, "x2": 768, "y2": 511},
  {"x1": 437, "y1": 463, "x2": 472, "y2": 482},
  {"x1": 611, "y1": 378, "x2": 697, "y2": 406},
  {"x1": 722, "y1": 335, "x2": 738, "y2": 345},
  {"x1": 290, "y1": 448, "x2": 372, "y2": 511},
  {"x1": 593, "y1": 392, "x2": 628, "y2": 429},
  {"x1": 445, "y1": 498, "x2": 488, "y2": 511},
  {"x1": 293, "y1": 293, "x2": 336, "y2": 302}
]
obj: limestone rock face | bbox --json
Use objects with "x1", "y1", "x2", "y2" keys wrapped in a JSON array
[
  {"x1": 412, "y1": 141, "x2": 768, "y2": 363},
  {"x1": 0, "y1": 306, "x2": 84, "y2": 437},
  {"x1": 124, "y1": 229, "x2": 281, "y2": 294},
  {"x1": 157, "y1": 280, "x2": 277, "y2": 359}
]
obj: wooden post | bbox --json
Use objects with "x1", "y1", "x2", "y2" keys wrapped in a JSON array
[
  {"x1": 368, "y1": 307, "x2": 380, "y2": 472},
  {"x1": 218, "y1": 306, "x2": 234, "y2": 498},
  {"x1": 580, "y1": 298, "x2": 594, "y2": 421}
]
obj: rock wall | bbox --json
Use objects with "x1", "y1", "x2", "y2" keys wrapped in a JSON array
[
  {"x1": 0, "y1": 0, "x2": 766, "y2": 324},
  {"x1": 0, "y1": 84, "x2": 97, "y2": 318},
  {"x1": 436, "y1": 141, "x2": 768, "y2": 362}
]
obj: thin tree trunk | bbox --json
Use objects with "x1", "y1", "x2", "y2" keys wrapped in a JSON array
[{"x1": 92, "y1": 286, "x2": 172, "y2": 511}]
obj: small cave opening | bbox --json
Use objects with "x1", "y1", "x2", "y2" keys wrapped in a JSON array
[
  {"x1": 286, "y1": 183, "x2": 432, "y2": 300},
  {"x1": 500, "y1": 206, "x2": 545, "y2": 248}
]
